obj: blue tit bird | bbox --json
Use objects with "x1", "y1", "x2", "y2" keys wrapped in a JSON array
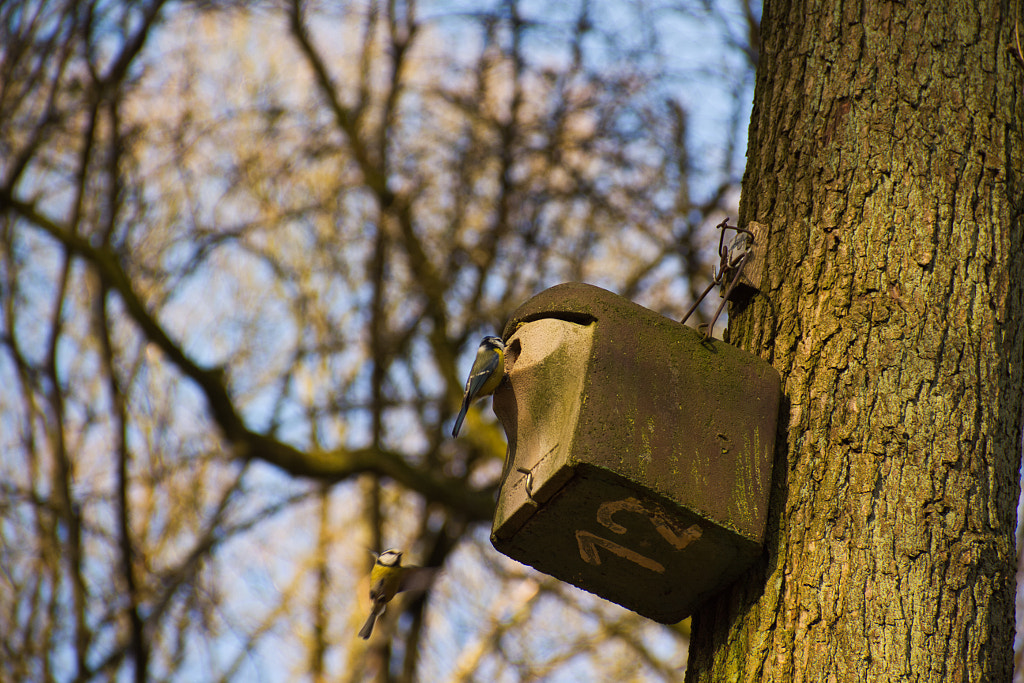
[
  {"x1": 358, "y1": 549, "x2": 436, "y2": 640},
  {"x1": 452, "y1": 335, "x2": 506, "y2": 437}
]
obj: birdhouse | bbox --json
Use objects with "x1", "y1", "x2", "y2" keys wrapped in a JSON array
[{"x1": 489, "y1": 282, "x2": 780, "y2": 623}]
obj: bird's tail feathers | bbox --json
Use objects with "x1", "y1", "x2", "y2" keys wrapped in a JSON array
[
  {"x1": 451, "y1": 403, "x2": 469, "y2": 437},
  {"x1": 358, "y1": 604, "x2": 383, "y2": 640}
]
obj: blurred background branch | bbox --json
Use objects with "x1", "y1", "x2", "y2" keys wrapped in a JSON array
[{"x1": 0, "y1": 0, "x2": 759, "y2": 680}]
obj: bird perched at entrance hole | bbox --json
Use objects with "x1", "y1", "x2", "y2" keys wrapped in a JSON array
[
  {"x1": 358, "y1": 549, "x2": 436, "y2": 640},
  {"x1": 451, "y1": 335, "x2": 506, "y2": 437}
]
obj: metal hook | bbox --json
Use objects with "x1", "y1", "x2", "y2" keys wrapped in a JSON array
[
  {"x1": 516, "y1": 466, "x2": 536, "y2": 502},
  {"x1": 680, "y1": 218, "x2": 758, "y2": 340}
]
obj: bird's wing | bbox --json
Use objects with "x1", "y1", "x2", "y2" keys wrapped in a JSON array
[
  {"x1": 398, "y1": 566, "x2": 439, "y2": 594},
  {"x1": 465, "y1": 350, "x2": 501, "y2": 397}
]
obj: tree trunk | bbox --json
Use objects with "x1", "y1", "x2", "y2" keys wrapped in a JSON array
[{"x1": 687, "y1": 1, "x2": 1024, "y2": 681}]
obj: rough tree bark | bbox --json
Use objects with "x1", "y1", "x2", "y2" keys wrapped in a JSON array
[{"x1": 687, "y1": 1, "x2": 1024, "y2": 681}]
